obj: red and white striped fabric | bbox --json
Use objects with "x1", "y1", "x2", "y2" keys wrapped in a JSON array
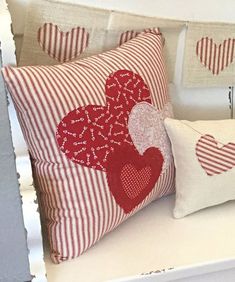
[
  {"x1": 119, "y1": 28, "x2": 160, "y2": 46},
  {"x1": 38, "y1": 23, "x2": 89, "y2": 63},
  {"x1": 196, "y1": 37, "x2": 235, "y2": 75},
  {"x1": 3, "y1": 30, "x2": 174, "y2": 263},
  {"x1": 119, "y1": 30, "x2": 140, "y2": 46},
  {"x1": 196, "y1": 134, "x2": 235, "y2": 176},
  {"x1": 164, "y1": 118, "x2": 235, "y2": 219}
]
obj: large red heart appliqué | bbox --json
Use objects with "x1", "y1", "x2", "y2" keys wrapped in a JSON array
[
  {"x1": 106, "y1": 145, "x2": 163, "y2": 213},
  {"x1": 196, "y1": 37, "x2": 235, "y2": 75},
  {"x1": 38, "y1": 23, "x2": 89, "y2": 63},
  {"x1": 196, "y1": 134, "x2": 235, "y2": 176},
  {"x1": 56, "y1": 70, "x2": 151, "y2": 171}
]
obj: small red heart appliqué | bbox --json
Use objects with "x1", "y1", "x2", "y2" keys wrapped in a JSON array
[
  {"x1": 196, "y1": 134, "x2": 235, "y2": 176},
  {"x1": 56, "y1": 70, "x2": 151, "y2": 171},
  {"x1": 38, "y1": 23, "x2": 89, "y2": 63},
  {"x1": 106, "y1": 145, "x2": 163, "y2": 213}
]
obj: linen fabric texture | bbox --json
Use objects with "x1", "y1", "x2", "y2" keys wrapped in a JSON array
[
  {"x1": 183, "y1": 22, "x2": 235, "y2": 87},
  {"x1": 165, "y1": 118, "x2": 235, "y2": 218},
  {"x1": 3, "y1": 31, "x2": 175, "y2": 263},
  {"x1": 19, "y1": 0, "x2": 184, "y2": 82}
]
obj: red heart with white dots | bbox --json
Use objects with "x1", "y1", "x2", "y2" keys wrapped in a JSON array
[
  {"x1": 106, "y1": 145, "x2": 163, "y2": 213},
  {"x1": 56, "y1": 70, "x2": 151, "y2": 171}
]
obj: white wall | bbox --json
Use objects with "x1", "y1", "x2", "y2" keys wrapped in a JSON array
[
  {"x1": 6, "y1": 0, "x2": 235, "y2": 156},
  {"x1": 7, "y1": 0, "x2": 235, "y2": 32}
]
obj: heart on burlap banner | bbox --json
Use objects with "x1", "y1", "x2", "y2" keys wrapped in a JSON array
[
  {"x1": 18, "y1": 0, "x2": 184, "y2": 81},
  {"x1": 196, "y1": 37, "x2": 235, "y2": 75},
  {"x1": 183, "y1": 22, "x2": 235, "y2": 87},
  {"x1": 38, "y1": 23, "x2": 89, "y2": 62}
]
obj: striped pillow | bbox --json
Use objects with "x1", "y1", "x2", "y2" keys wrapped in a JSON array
[
  {"x1": 3, "y1": 30, "x2": 175, "y2": 263},
  {"x1": 165, "y1": 118, "x2": 235, "y2": 218}
]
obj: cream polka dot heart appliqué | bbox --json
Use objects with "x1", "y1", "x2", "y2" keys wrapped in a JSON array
[{"x1": 128, "y1": 102, "x2": 173, "y2": 172}]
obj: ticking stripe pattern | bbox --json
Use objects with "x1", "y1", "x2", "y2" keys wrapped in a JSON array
[
  {"x1": 119, "y1": 30, "x2": 140, "y2": 46},
  {"x1": 196, "y1": 134, "x2": 235, "y2": 176},
  {"x1": 196, "y1": 37, "x2": 235, "y2": 75},
  {"x1": 119, "y1": 28, "x2": 160, "y2": 46},
  {"x1": 2, "y1": 32, "x2": 174, "y2": 263},
  {"x1": 38, "y1": 23, "x2": 89, "y2": 63}
]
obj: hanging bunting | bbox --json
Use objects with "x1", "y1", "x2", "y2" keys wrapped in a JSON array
[
  {"x1": 106, "y1": 12, "x2": 184, "y2": 83},
  {"x1": 18, "y1": 0, "x2": 235, "y2": 87},
  {"x1": 19, "y1": 0, "x2": 110, "y2": 66},
  {"x1": 18, "y1": 0, "x2": 184, "y2": 82}
]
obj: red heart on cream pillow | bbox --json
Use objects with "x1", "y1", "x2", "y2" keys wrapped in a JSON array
[
  {"x1": 196, "y1": 134, "x2": 235, "y2": 176},
  {"x1": 164, "y1": 118, "x2": 235, "y2": 218}
]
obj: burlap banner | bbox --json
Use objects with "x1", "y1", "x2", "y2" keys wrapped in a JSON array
[
  {"x1": 183, "y1": 22, "x2": 235, "y2": 87},
  {"x1": 19, "y1": 0, "x2": 184, "y2": 82},
  {"x1": 107, "y1": 12, "x2": 183, "y2": 84},
  {"x1": 19, "y1": 0, "x2": 110, "y2": 65}
]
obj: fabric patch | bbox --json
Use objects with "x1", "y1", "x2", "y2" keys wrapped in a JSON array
[
  {"x1": 196, "y1": 37, "x2": 235, "y2": 75},
  {"x1": 56, "y1": 70, "x2": 151, "y2": 171},
  {"x1": 121, "y1": 165, "x2": 151, "y2": 199},
  {"x1": 128, "y1": 102, "x2": 172, "y2": 172},
  {"x1": 183, "y1": 22, "x2": 235, "y2": 87},
  {"x1": 106, "y1": 145, "x2": 163, "y2": 213},
  {"x1": 38, "y1": 23, "x2": 89, "y2": 62},
  {"x1": 196, "y1": 134, "x2": 235, "y2": 176}
]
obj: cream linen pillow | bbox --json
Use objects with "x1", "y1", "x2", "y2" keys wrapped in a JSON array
[{"x1": 164, "y1": 118, "x2": 235, "y2": 218}]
